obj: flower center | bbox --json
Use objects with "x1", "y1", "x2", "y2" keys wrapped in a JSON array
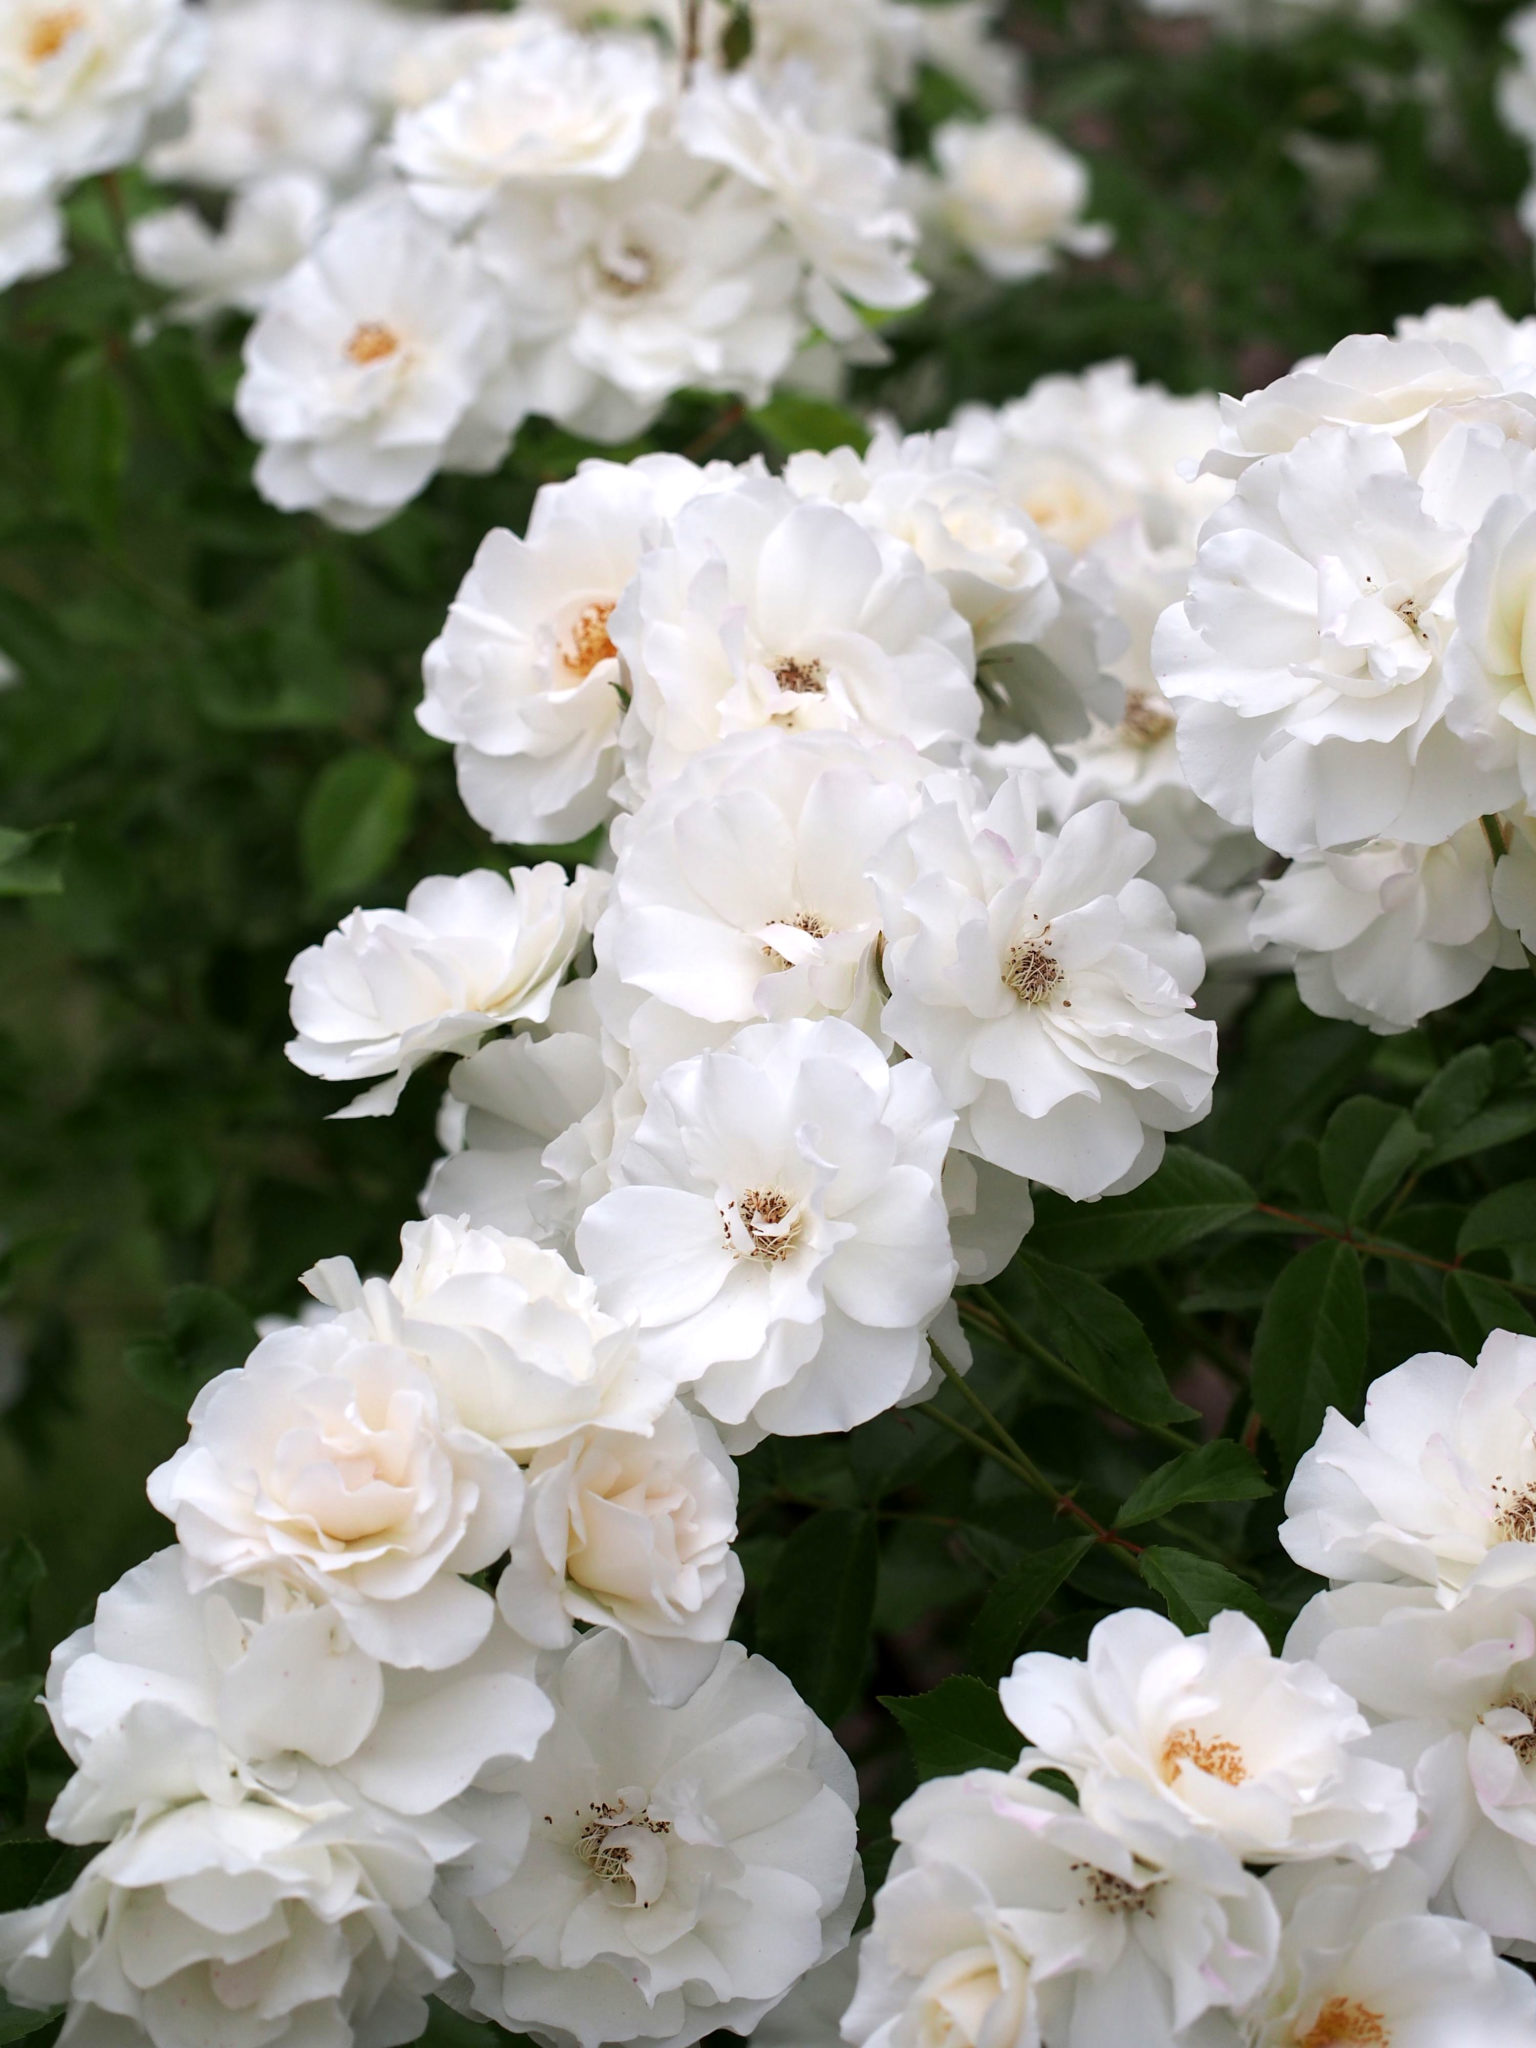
[
  {"x1": 598, "y1": 241, "x2": 657, "y2": 297},
  {"x1": 724, "y1": 1188, "x2": 800, "y2": 1262},
  {"x1": 344, "y1": 322, "x2": 400, "y2": 367},
  {"x1": 1493, "y1": 1478, "x2": 1536, "y2": 1543},
  {"x1": 1159, "y1": 1727, "x2": 1247, "y2": 1787},
  {"x1": 1072, "y1": 1862, "x2": 1149, "y2": 1914},
  {"x1": 1493, "y1": 1692, "x2": 1536, "y2": 1764},
  {"x1": 570, "y1": 1797, "x2": 672, "y2": 1906},
  {"x1": 762, "y1": 909, "x2": 830, "y2": 969},
  {"x1": 565, "y1": 600, "x2": 618, "y2": 680},
  {"x1": 1120, "y1": 691, "x2": 1176, "y2": 747},
  {"x1": 1003, "y1": 941, "x2": 1061, "y2": 1005},
  {"x1": 25, "y1": 7, "x2": 82, "y2": 61},
  {"x1": 1297, "y1": 1998, "x2": 1390, "y2": 2048},
  {"x1": 774, "y1": 656, "x2": 827, "y2": 695}
]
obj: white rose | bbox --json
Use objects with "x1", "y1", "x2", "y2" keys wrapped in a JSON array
[
  {"x1": 473, "y1": 153, "x2": 801, "y2": 442},
  {"x1": 1290, "y1": 1578, "x2": 1536, "y2": 1949},
  {"x1": 845, "y1": 1766, "x2": 1277, "y2": 2048},
  {"x1": 596, "y1": 729, "x2": 931, "y2": 1046},
  {"x1": 418, "y1": 463, "x2": 664, "y2": 846},
  {"x1": 237, "y1": 189, "x2": 522, "y2": 533},
  {"x1": 576, "y1": 1016, "x2": 958, "y2": 1447},
  {"x1": 0, "y1": 0, "x2": 204, "y2": 182},
  {"x1": 931, "y1": 116, "x2": 1110, "y2": 283},
  {"x1": 306, "y1": 1214, "x2": 675, "y2": 1453},
  {"x1": 873, "y1": 771, "x2": 1217, "y2": 1201},
  {"x1": 147, "y1": 0, "x2": 405, "y2": 190},
  {"x1": 447, "y1": 1630, "x2": 862, "y2": 2048},
  {"x1": 392, "y1": 19, "x2": 666, "y2": 229},
  {"x1": 146, "y1": 1320, "x2": 525, "y2": 1669},
  {"x1": 0, "y1": 120, "x2": 60, "y2": 289},
  {"x1": 0, "y1": 1794, "x2": 457, "y2": 2048},
  {"x1": 1280, "y1": 1329, "x2": 1536, "y2": 1601},
  {"x1": 39, "y1": 1550, "x2": 554, "y2": 1847},
  {"x1": 1251, "y1": 822, "x2": 1523, "y2": 1033},
  {"x1": 131, "y1": 174, "x2": 328, "y2": 324},
  {"x1": 1001, "y1": 1607, "x2": 1418, "y2": 1867},
  {"x1": 611, "y1": 473, "x2": 979, "y2": 800},
  {"x1": 286, "y1": 862, "x2": 604, "y2": 1117},
  {"x1": 495, "y1": 1400, "x2": 742, "y2": 1705}
]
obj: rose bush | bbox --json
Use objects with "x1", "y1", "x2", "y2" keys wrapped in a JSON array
[{"x1": 8, "y1": 5, "x2": 1536, "y2": 2048}]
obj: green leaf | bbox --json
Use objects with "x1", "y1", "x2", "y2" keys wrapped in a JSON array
[
  {"x1": 1250, "y1": 1241, "x2": 1368, "y2": 1467},
  {"x1": 749, "y1": 393, "x2": 870, "y2": 456},
  {"x1": 0, "y1": 1996, "x2": 60, "y2": 2043},
  {"x1": 1021, "y1": 1150, "x2": 1254, "y2": 1271},
  {"x1": 300, "y1": 751, "x2": 417, "y2": 904},
  {"x1": 1444, "y1": 1271, "x2": 1536, "y2": 1359},
  {"x1": 49, "y1": 351, "x2": 129, "y2": 529},
  {"x1": 1319, "y1": 1098, "x2": 1429, "y2": 1222},
  {"x1": 756, "y1": 1509, "x2": 877, "y2": 1725},
  {"x1": 0, "y1": 1679, "x2": 41, "y2": 1831},
  {"x1": 1138, "y1": 1548, "x2": 1280, "y2": 1644},
  {"x1": 881, "y1": 1675, "x2": 1019, "y2": 1781},
  {"x1": 966, "y1": 1538, "x2": 1092, "y2": 1681},
  {"x1": 1114, "y1": 1441, "x2": 1272, "y2": 1529},
  {"x1": 1001, "y1": 1253, "x2": 1198, "y2": 1426},
  {"x1": 0, "y1": 1841, "x2": 76, "y2": 1915},
  {"x1": 124, "y1": 1285, "x2": 256, "y2": 1414},
  {"x1": 1458, "y1": 1181, "x2": 1536, "y2": 1257},
  {"x1": 419, "y1": 2002, "x2": 518, "y2": 2046},
  {"x1": 0, "y1": 1541, "x2": 43, "y2": 1666},
  {"x1": 0, "y1": 825, "x2": 71, "y2": 898},
  {"x1": 1413, "y1": 1045, "x2": 1493, "y2": 1140}
]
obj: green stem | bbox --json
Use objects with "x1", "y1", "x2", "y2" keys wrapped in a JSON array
[
  {"x1": 1255, "y1": 1203, "x2": 1536, "y2": 1300},
  {"x1": 972, "y1": 1288, "x2": 1196, "y2": 1453},
  {"x1": 924, "y1": 1343, "x2": 1143, "y2": 1563}
]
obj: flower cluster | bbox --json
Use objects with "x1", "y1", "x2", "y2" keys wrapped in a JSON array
[
  {"x1": 838, "y1": 1329, "x2": 1536, "y2": 2048},
  {"x1": 1153, "y1": 298, "x2": 1536, "y2": 1032},
  {"x1": 99, "y1": 0, "x2": 1109, "y2": 530},
  {"x1": 0, "y1": 0, "x2": 202, "y2": 291}
]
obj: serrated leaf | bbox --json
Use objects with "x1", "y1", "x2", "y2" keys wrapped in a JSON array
[
  {"x1": 0, "y1": 826, "x2": 71, "y2": 898},
  {"x1": 756, "y1": 1509, "x2": 877, "y2": 1726},
  {"x1": 1443, "y1": 1271, "x2": 1536, "y2": 1359},
  {"x1": 299, "y1": 751, "x2": 416, "y2": 904},
  {"x1": 1138, "y1": 1548, "x2": 1280, "y2": 1644},
  {"x1": 1022, "y1": 1150, "x2": 1254, "y2": 1271},
  {"x1": 1114, "y1": 1441, "x2": 1272, "y2": 1529},
  {"x1": 999, "y1": 1254, "x2": 1197, "y2": 1426},
  {"x1": 124, "y1": 1285, "x2": 256, "y2": 1414},
  {"x1": 0, "y1": 1841, "x2": 75, "y2": 1915},
  {"x1": 1459, "y1": 1182, "x2": 1536, "y2": 1257},
  {"x1": 881, "y1": 1675, "x2": 1019, "y2": 1781},
  {"x1": 1319, "y1": 1098, "x2": 1429, "y2": 1222},
  {"x1": 1250, "y1": 1241, "x2": 1367, "y2": 1467},
  {"x1": 0, "y1": 1679, "x2": 40, "y2": 1831},
  {"x1": 966, "y1": 1538, "x2": 1092, "y2": 1681}
]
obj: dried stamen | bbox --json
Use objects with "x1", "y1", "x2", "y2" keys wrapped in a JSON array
[
  {"x1": 1120, "y1": 691, "x2": 1176, "y2": 746},
  {"x1": 773, "y1": 657, "x2": 827, "y2": 695},
  {"x1": 725, "y1": 1188, "x2": 799, "y2": 1262},
  {"x1": 762, "y1": 909, "x2": 830, "y2": 968},
  {"x1": 1072, "y1": 1862, "x2": 1148, "y2": 1914},
  {"x1": 1003, "y1": 942, "x2": 1062, "y2": 1005},
  {"x1": 1493, "y1": 1478, "x2": 1536, "y2": 1544},
  {"x1": 1492, "y1": 1692, "x2": 1536, "y2": 1765}
]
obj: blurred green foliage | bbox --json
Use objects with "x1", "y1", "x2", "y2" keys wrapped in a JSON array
[{"x1": 3, "y1": 13, "x2": 1536, "y2": 2026}]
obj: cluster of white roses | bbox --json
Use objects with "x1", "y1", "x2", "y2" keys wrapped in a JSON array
[
  {"x1": 1150, "y1": 298, "x2": 1536, "y2": 1033},
  {"x1": 0, "y1": 359, "x2": 1253, "y2": 2046},
  {"x1": 75, "y1": 0, "x2": 1107, "y2": 531},
  {"x1": 829, "y1": 1327, "x2": 1536, "y2": 2048},
  {"x1": 0, "y1": 0, "x2": 201, "y2": 291}
]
